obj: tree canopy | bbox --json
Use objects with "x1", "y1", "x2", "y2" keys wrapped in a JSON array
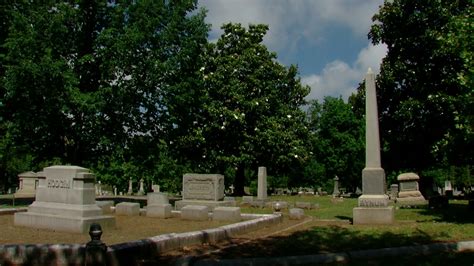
[{"x1": 359, "y1": 0, "x2": 473, "y2": 187}]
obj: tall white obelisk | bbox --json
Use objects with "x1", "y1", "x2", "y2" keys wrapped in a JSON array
[{"x1": 353, "y1": 68, "x2": 394, "y2": 224}]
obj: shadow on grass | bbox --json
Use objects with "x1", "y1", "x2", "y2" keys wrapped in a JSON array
[
  {"x1": 417, "y1": 202, "x2": 474, "y2": 224},
  {"x1": 334, "y1": 215, "x2": 353, "y2": 223},
  {"x1": 155, "y1": 225, "x2": 460, "y2": 265}
]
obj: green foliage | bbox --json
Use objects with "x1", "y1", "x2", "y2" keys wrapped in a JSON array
[
  {"x1": 367, "y1": 0, "x2": 473, "y2": 175},
  {"x1": 195, "y1": 23, "x2": 310, "y2": 194},
  {"x1": 306, "y1": 97, "x2": 364, "y2": 191},
  {"x1": 0, "y1": 1, "x2": 208, "y2": 189}
]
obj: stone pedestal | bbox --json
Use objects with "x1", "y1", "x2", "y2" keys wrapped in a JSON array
[
  {"x1": 14, "y1": 166, "x2": 115, "y2": 233},
  {"x1": 396, "y1": 172, "x2": 426, "y2": 206},
  {"x1": 14, "y1": 171, "x2": 38, "y2": 198}
]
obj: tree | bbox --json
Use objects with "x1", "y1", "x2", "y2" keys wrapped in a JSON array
[
  {"x1": 0, "y1": 1, "x2": 209, "y2": 190},
  {"x1": 193, "y1": 23, "x2": 310, "y2": 195},
  {"x1": 366, "y1": 0, "x2": 473, "y2": 178},
  {"x1": 306, "y1": 97, "x2": 365, "y2": 191}
]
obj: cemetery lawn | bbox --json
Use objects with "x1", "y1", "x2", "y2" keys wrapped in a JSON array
[
  {"x1": 158, "y1": 196, "x2": 474, "y2": 263},
  {"x1": 1, "y1": 195, "x2": 473, "y2": 263}
]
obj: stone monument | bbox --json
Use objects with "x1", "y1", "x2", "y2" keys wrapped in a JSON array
[
  {"x1": 396, "y1": 173, "x2": 426, "y2": 205},
  {"x1": 175, "y1": 173, "x2": 232, "y2": 210},
  {"x1": 137, "y1": 178, "x2": 145, "y2": 196},
  {"x1": 353, "y1": 68, "x2": 395, "y2": 224},
  {"x1": 14, "y1": 171, "x2": 38, "y2": 198},
  {"x1": 257, "y1": 166, "x2": 268, "y2": 201},
  {"x1": 127, "y1": 178, "x2": 133, "y2": 195},
  {"x1": 332, "y1": 176, "x2": 341, "y2": 197},
  {"x1": 14, "y1": 165, "x2": 115, "y2": 233}
]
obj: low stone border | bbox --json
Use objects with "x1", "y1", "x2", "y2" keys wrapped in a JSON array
[
  {"x1": 191, "y1": 240, "x2": 474, "y2": 265},
  {"x1": 0, "y1": 212, "x2": 282, "y2": 266},
  {"x1": 0, "y1": 207, "x2": 27, "y2": 215},
  {"x1": 108, "y1": 213, "x2": 282, "y2": 264}
]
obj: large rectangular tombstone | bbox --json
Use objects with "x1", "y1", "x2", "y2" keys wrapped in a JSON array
[
  {"x1": 175, "y1": 173, "x2": 233, "y2": 210},
  {"x1": 182, "y1": 174, "x2": 224, "y2": 201},
  {"x1": 14, "y1": 165, "x2": 115, "y2": 233}
]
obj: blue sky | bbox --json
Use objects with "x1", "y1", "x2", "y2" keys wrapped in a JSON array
[{"x1": 198, "y1": 0, "x2": 387, "y2": 102}]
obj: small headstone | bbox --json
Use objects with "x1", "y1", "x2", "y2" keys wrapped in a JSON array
[
  {"x1": 257, "y1": 166, "x2": 268, "y2": 201},
  {"x1": 152, "y1": 185, "x2": 160, "y2": 193},
  {"x1": 229, "y1": 185, "x2": 235, "y2": 195},
  {"x1": 390, "y1": 184, "x2": 399, "y2": 200},
  {"x1": 241, "y1": 196, "x2": 254, "y2": 205},
  {"x1": 116, "y1": 202, "x2": 140, "y2": 216},
  {"x1": 147, "y1": 204, "x2": 172, "y2": 218},
  {"x1": 147, "y1": 192, "x2": 169, "y2": 205},
  {"x1": 444, "y1": 181, "x2": 453, "y2": 197},
  {"x1": 289, "y1": 208, "x2": 304, "y2": 220},
  {"x1": 96, "y1": 201, "x2": 114, "y2": 214},
  {"x1": 127, "y1": 178, "x2": 133, "y2": 195},
  {"x1": 212, "y1": 207, "x2": 241, "y2": 221},
  {"x1": 181, "y1": 205, "x2": 209, "y2": 221},
  {"x1": 15, "y1": 171, "x2": 38, "y2": 198},
  {"x1": 332, "y1": 176, "x2": 341, "y2": 197},
  {"x1": 137, "y1": 178, "x2": 145, "y2": 196},
  {"x1": 146, "y1": 191, "x2": 170, "y2": 218}
]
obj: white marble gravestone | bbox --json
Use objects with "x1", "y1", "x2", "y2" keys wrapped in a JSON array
[
  {"x1": 14, "y1": 165, "x2": 115, "y2": 233},
  {"x1": 14, "y1": 171, "x2": 38, "y2": 198},
  {"x1": 353, "y1": 68, "x2": 394, "y2": 224},
  {"x1": 257, "y1": 167, "x2": 268, "y2": 201},
  {"x1": 175, "y1": 173, "x2": 232, "y2": 210}
]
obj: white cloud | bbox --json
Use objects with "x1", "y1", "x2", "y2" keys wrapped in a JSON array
[
  {"x1": 302, "y1": 43, "x2": 387, "y2": 101},
  {"x1": 199, "y1": 0, "x2": 383, "y2": 51},
  {"x1": 198, "y1": 0, "x2": 387, "y2": 102}
]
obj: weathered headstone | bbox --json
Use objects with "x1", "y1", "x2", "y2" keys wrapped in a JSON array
[
  {"x1": 332, "y1": 176, "x2": 341, "y2": 197},
  {"x1": 14, "y1": 165, "x2": 115, "y2": 233},
  {"x1": 116, "y1": 202, "x2": 140, "y2": 216},
  {"x1": 389, "y1": 184, "x2": 399, "y2": 200},
  {"x1": 175, "y1": 173, "x2": 232, "y2": 210},
  {"x1": 146, "y1": 192, "x2": 171, "y2": 218},
  {"x1": 212, "y1": 207, "x2": 241, "y2": 221},
  {"x1": 113, "y1": 186, "x2": 117, "y2": 196},
  {"x1": 353, "y1": 68, "x2": 394, "y2": 224},
  {"x1": 137, "y1": 178, "x2": 145, "y2": 196},
  {"x1": 257, "y1": 166, "x2": 268, "y2": 201},
  {"x1": 444, "y1": 180, "x2": 453, "y2": 197},
  {"x1": 127, "y1": 178, "x2": 133, "y2": 195},
  {"x1": 396, "y1": 173, "x2": 426, "y2": 205},
  {"x1": 14, "y1": 171, "x2": 38, "y2": 198},
  {"x1": 152, "y1": 184, "x2": 160, "y2": 193}
]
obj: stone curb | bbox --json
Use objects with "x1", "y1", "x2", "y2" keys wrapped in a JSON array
[
  {"x1": 108, "y1": 213, "x2": 283, "y2": 264},
  {"x1": 191, "y1": 240, "x2": 474, "y2": 265},
  {"x1": 0, "y1": 207, "x2": 27, "y2": 215},
  {"x1": 0, "y1": 211, "x2": 281, "y2": 266}
]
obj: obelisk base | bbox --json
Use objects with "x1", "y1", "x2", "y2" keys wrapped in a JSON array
[
  {"x1": 353, "y1": 206, "x2": 394, "y2": 224},
  {"x1": 353, "y1": 194, "x2": 394, "y2": 224}
]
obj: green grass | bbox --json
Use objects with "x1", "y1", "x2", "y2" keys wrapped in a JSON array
[
  {"x1": 198, "y1": 195, "x2": 474, "y2": 264},
  {"x1": 236, "y1": 195, "x2": 474, "y2": 243}
]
